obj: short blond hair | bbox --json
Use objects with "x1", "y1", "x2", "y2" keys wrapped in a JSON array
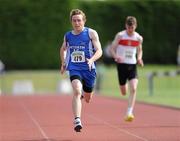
[{"x1": 70, "y1": 9, "x2": 86, "y2": 21}]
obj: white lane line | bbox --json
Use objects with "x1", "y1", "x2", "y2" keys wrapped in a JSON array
[
  {"x1": 87, "y1": 114, "x2": 149, "y2": 141},
  {"x1": 20, "y1": 102, "x2": 50, "y2": 141}
]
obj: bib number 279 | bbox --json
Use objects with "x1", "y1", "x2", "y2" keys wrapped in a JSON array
[{"x1": 71, "y1": 51, "x2": 85, "y2": 63}]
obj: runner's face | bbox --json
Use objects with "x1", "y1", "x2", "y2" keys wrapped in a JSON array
[
  {"x1": 126, "y1": 24, "x2": 136, "y2": 35},
  {"x1": 71, "y1": 14, "x2": 85, "y2": 33}
]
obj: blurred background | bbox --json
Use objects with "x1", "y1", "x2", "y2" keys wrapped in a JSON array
[{"x1": 0, "y1": 0, "x2": 179, "y2": 108}]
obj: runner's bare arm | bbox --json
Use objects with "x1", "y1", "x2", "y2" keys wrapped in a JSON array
[
  {"x1": 110, "y1": 33, "x2": 123, "y2": 63},
  {"x1": 89, "y1": 29, "x2": 102, "y2": 62},
  {"x1": 137, "y1": 38, "x2": 144, "y2": 67},
  {"x1": 87, "y1": 29, "x2": 102, "y2": 70},
  {"x1": 60, "y1": 36, "x2": 67, "y2": 74}
]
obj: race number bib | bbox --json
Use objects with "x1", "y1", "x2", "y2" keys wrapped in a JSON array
[
  {"x1": 124, "y1": 50, "x2": 133, "y2": 59},
  {"x1": 71, "y1": 51, "x2": 85, "y2": 63}
]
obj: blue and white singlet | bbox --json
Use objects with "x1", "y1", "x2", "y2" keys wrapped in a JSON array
[{"x1": 65, "y1": 27, "x2": 96, "y2": 70}]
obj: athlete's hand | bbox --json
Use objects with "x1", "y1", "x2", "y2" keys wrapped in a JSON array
[
  {"x1": 60, "y1": 63, "x2": 66, "y2": 74},
  {"x1": 86, "y1": 58, "x2": 93, "y2": 71},
  {"x1": 114, "y1": 56, "x2": 123, "y2": 63},
  {"x1": 137, "y1": 59, "x2": 144, "y2": 67}
]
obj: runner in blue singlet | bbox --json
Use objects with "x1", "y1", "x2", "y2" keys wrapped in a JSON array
[{"x1": 60, "y1": 9, "x2": 102, "y2": 132}]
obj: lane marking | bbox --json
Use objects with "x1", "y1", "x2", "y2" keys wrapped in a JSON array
[
  {"x1": 87, "y1": 114, "x2": 149, "y2": 141},
  {"x1": 20, "y1": 102, "x2": 50, "y2": 141}
]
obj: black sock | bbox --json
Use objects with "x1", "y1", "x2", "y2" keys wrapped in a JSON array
[{"x1": 75, "y1": 117, "x2": 80, "y2": 120}]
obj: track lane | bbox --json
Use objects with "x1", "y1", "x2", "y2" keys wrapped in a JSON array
[{"x1": 0, "y1": 95, "x2": 179, "y2": 141}]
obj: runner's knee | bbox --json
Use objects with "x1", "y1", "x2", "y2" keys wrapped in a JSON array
[
  {"x1": 84, "y1": 92, "x2": 93, "y2": 103},
  {"x1": 71, "y1": 80, "x2": 82, "y2": 96},
  {"x1": 83, "y1": 85, "x2": 93, "y2": 93},
  {"x1": 130, "y1": 87, "x2": 136, "y2": 95}
]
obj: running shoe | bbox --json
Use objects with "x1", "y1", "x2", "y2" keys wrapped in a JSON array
[
  {"x1": 124, "y1": 114, "x2": 134, "y2": 122},
  {"x1": 74, "y1": 118, "x2": 82, "y2": 132}
]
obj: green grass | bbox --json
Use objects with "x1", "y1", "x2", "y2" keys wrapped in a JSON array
[
  {"x1": 100, "y1": 64, "x2": 180, "y2": 108},
  {"x1": 0, "y1": 65, "x2": 180, "y2": 108},
  {"x1": 0, "y1": 70, "x2": 66, "y2": 94}
]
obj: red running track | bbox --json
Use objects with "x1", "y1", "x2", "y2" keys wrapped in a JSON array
[{"x1": 0, "y1": 95, "x2": 179, "y2": 141}]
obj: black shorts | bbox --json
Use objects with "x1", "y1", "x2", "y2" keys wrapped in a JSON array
[{"x1": 116, "y1": 63, "x2": 138, "y2": 85}]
